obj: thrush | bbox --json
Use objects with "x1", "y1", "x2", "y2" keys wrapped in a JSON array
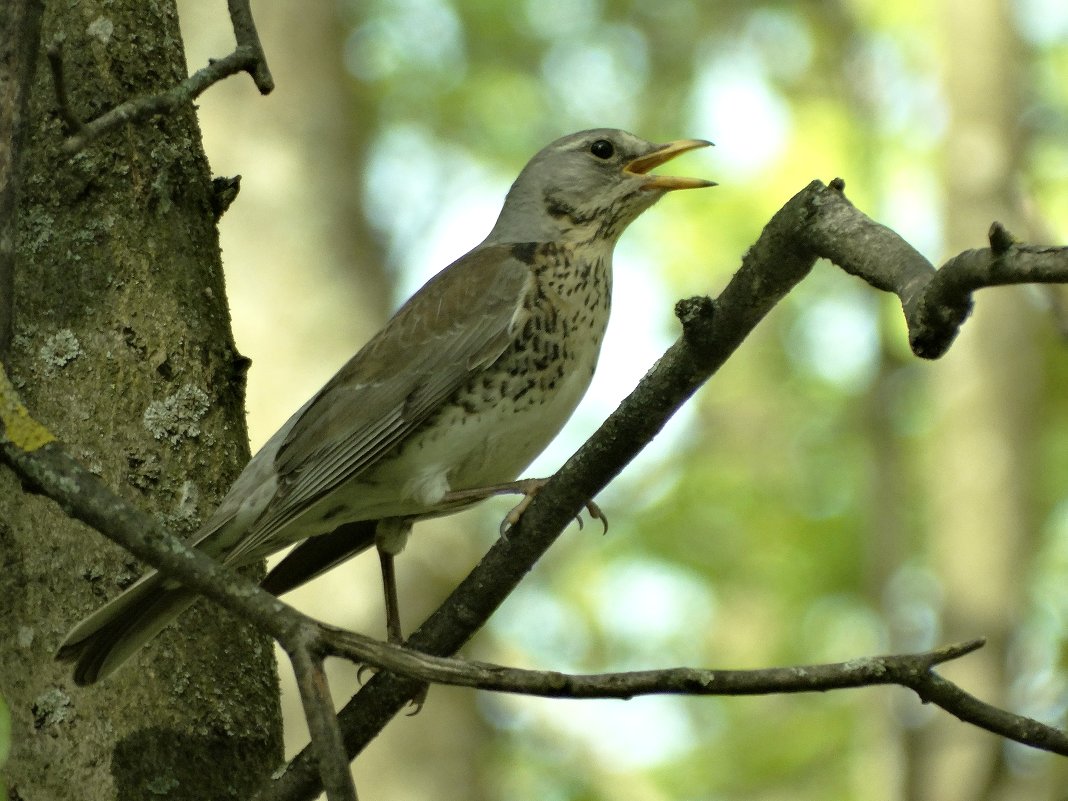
[{"x1": 57, "y1": 129, "x2": 714, "y2": 684}]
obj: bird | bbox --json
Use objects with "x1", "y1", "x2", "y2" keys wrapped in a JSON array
[{"x1": 57, "y1": 128, "x2": 714, "y2": 685}]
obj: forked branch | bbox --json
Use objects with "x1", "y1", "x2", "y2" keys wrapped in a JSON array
[
  {"x1": 3, "y1": 181, "x2": 1067, "y2": 801},
  {"x1": 46, "y1": 0, "x2": 273, "y2": 154}
]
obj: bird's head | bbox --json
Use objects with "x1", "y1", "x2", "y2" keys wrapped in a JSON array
[{"x1": 488, "y1": 129, "x2": 714, "y2": 245}]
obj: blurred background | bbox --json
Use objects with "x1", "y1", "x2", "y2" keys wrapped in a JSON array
[{"x1": 177, "y1": 1, "x2": 1067, "y2": 799}]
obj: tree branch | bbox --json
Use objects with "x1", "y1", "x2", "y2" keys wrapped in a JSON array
[
  {"x1": 260, "y1": 180, "x2": 1068, "y2": 800},
  {"x1": 47, "y1": 0, "x2": 274, "y2": 154},
  {"x1": 288, "y1": 641, "x2": 360, "y2": 801},
  {"x1": 802, "y1": 180, "x2": 1068, "y2": 357},
  {"x1": 322, "y1": 628, "x2": 983, "y2": 699},
  {"x1": 312, "y1": 630, "x2": 1068, "y2": 757},
  {"x1": 5, "y1": 180, "x2": 1067, "y2": 800}
]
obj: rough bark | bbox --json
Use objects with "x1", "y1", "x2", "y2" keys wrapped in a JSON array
[{"x1": 0, "y1": 2, "x2": 283, "y2": 798}]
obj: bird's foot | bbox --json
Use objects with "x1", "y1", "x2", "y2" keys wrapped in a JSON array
[
  {"x1": 406, "y1": 684, "x2": 429, "y2": 715},
  {"x1": 440, "y1": 478, "x2": 607, "y2": 536},
  {"x1": 497, "y1": 478, "x2": 608, "y2": 537},
  {"x1": 354, "y1": 661, "x2": 428, "y2": 715}
]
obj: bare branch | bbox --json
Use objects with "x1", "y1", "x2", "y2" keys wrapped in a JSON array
[
  {"x1": 227, "y1": 0, "x2": 274, "y2": 93},
  {"x1": 906, "y1": 663, "x2": 1068, "y2": 756},
  {"x1": 48, "y1": 0, "x2": 274, "y2": 154},
  {"x1": 312, "y1": 631, "x2": 1068, "y2": 757},
  {"x1": 802, "y1": 181, "x2": 1068, "y2": 357},
  {"x1": 288, "y1": 640, "x2": 359, "y2": 801},
  {"x1": 320, "y1": 627, "x2": 981, "y2": 699},
  {"x1": 7, "y1": 179, "x2": 1067, "y2": 800}
]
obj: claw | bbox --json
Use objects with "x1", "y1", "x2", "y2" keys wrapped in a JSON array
[
  {"x1": 585, "y1": 500, "x2": 609, "y2": 535},
  {"x1": 356, "y1": 663, "x2": 374, "y2": 685},
  {"x1": 498, "y1": 485, "x2": 608, "y2": 537},
  {"x1": 405, "y1": 685, "x2": 429, "y2": 715},
  {"x1": 357, "y1": 664, "x2": 427, "y2": 714},
  {"x1": 442, "y1": 477, "x2": 606, "y2": 538},
  {"x1": 500, "y1": 491, "x2": 537, "y2": 537}
]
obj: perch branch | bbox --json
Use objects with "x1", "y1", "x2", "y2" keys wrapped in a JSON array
[
  {"x1": 313, "y1": 630, "x2": 1068, "y2": 756},
  {"x1": 5, "y1": 180, "x2": 1067, "y2": 800},
  {"x1": 48, "y1": 0, "x2": 274, "y2": 154},
  {"x1": 260, "y1": 180, "x2": 1068, "y2": 801}
]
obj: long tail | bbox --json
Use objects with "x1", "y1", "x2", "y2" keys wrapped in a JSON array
[
  {"x1": 261, "y1": 520, "x2": 378, "y2": 596},
  {"x1": 55, "y1": 572, "x2": 199, "y2": 686},
  {"x1": 57, "y1": 521, "x2": 380, "y2": 685}
]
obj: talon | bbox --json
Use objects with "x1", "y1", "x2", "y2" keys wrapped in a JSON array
[
  {"x1": 500, "y1": 492, "x2": 536, "y2": 537},
  {"x1": 405, "y1": 685, "x2": 429, "y2": 715},
  {"x1": 356, "y1": 663, "x2": 374, "y2": 685},
  {"x1": 586, "y1": 500, "x2": 609, "y2": 535}
]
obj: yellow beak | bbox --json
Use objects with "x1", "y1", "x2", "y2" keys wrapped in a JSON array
[{"x1": 624, "y1": 139, "x2": 716, "y2": 191}]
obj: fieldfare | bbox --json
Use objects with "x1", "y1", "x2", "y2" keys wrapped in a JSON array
[{"x1": 58, "y1": 128, "x2": 714, "y2": 684}]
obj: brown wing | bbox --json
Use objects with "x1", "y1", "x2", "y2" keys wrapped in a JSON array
[{"x1": 228, "y1": 243, "x2": 532, "y2": 558}]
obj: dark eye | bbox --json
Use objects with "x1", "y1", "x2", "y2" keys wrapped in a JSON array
[{"x1": 590, "y1": 139, "x2": 614, "y2": 159}]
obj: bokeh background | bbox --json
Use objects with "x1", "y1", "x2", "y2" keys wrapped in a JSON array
[{"x1": 177, "y1": 1, "x2": 1068, "y2": 799}]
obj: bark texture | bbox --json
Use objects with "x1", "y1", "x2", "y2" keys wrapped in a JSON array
[{"x1": 0, "y1": 2, "x2": 283, "y2": 798}]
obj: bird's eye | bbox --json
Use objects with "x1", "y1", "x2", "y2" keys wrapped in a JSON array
[{"x1": 590, "y1": 139, "x2": 614, "y2": 159}]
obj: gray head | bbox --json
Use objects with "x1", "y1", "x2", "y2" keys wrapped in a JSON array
[{"x1": 486, "y1": 128, "x2": 714, "y2": 246}]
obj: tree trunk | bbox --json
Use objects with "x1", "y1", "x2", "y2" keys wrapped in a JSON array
[
  {"x1": 0, "y1": 2, "x2": 283, "y2": 798},
  {"x1": 920, "y1": 1, "x2": 1041, "y2": 800}
]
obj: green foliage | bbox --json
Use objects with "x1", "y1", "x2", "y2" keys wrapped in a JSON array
[{"x1": 327, "y1": 0, "x2": 1068, "y2": 796}]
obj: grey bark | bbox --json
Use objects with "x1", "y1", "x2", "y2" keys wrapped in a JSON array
[{"x1": 0, "y1": 1, "x2": 283, "y2": 798}]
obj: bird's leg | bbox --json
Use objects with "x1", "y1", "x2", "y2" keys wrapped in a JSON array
[
  {"x1": 374, "y1": 518, "x2": 412, "y2": 644},
  {"x1": 377, "y1": 548, "x2": 404, "y2": 644},
  {"x1": 372, "y1": 518, "x2": 428, "y2": 713},
  {"x1": 440, "y1": 478, "x2": 608, "y2": 536}
]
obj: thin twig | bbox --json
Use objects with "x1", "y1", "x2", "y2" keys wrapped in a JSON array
[
  {"x1": 48, "y1": 0, "x2": 273, "y2": 154},
  {"x1": 319, "y1": 626, "x2": 979, "y2": 698},
  {"x1": 227, "y1": 0, "x2": 274, "y2": 93},
  {"x1": 288, "y1": 641, "x2": 359, "y2": 801},
  {"x1": 310, "y1": 631, "x2": 1068, "y2": 757}
]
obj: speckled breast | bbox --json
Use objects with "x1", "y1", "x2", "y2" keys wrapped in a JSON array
[{"x1": 384, "y1": 242, "x2": 614, "y2": 505}]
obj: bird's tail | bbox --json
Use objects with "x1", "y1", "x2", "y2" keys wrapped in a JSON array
[
  {"x1": 58, "y1": 520, "x2": 381, "y2": 684},
  {"x1": 55, "y1": 571, "x2": 199, "y2": 686},
  {"x1": 261, "y1": 520, "x2": 378, "y2": 596}
]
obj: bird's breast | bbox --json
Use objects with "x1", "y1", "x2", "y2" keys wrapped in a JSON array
[
  {"x1": 380, "y1": 246, "x2": 613, "y2": 501},
  {"x1": 450, "y1": 246, "x2": 612, "y2": 479}
]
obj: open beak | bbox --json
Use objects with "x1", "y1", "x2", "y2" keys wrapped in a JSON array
[{"x1": 624, "y1": 139, "x2": 716, "y2": 191}]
